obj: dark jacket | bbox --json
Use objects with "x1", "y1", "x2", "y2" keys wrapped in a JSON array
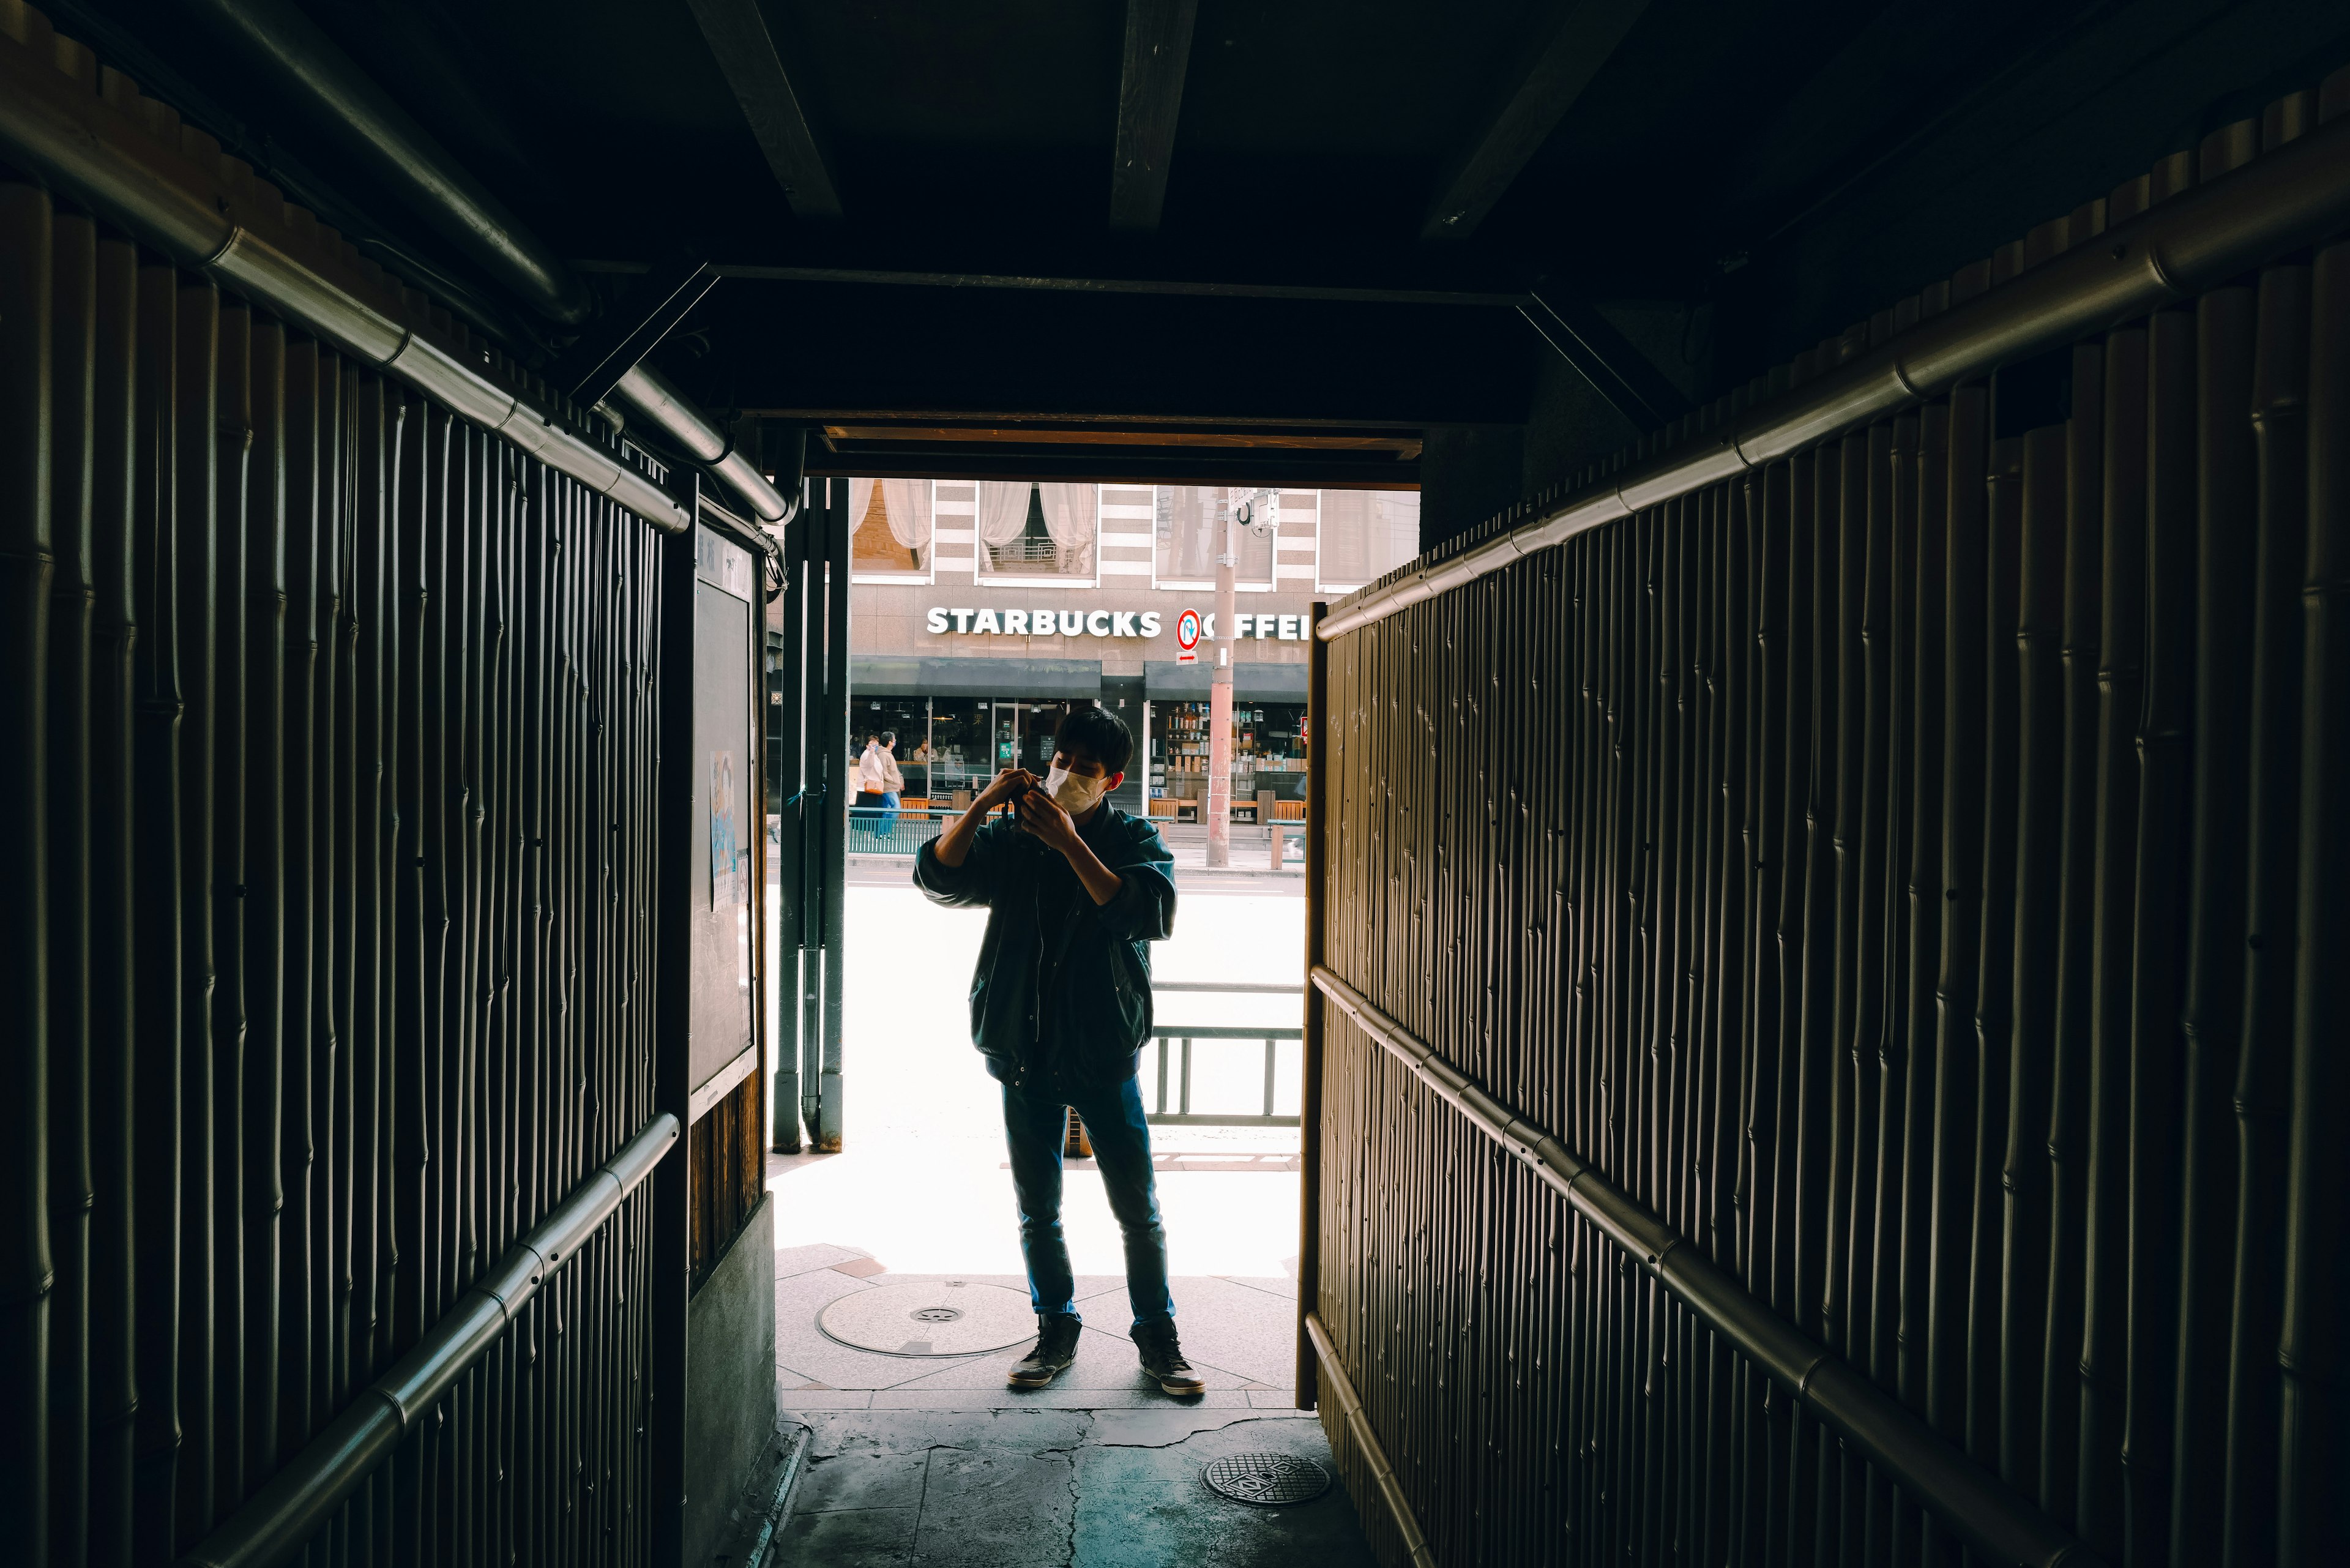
[{"x1": 912, "y1": 806, "x2": 1177, "y2": 1091}]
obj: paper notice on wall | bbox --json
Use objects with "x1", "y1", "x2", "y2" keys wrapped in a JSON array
[{"x1": 710, "y1": 749, "x2": 737, "y2": 909}]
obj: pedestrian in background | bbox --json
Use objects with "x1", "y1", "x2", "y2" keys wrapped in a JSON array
[
  {"x1": 877, "y1": 730, "x2": 904, "y2": 838},
  {"x1": 856, "y1": 730, "x2": 888, "y2": 840}
]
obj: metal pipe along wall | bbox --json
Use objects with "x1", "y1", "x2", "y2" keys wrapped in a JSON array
[{"x1": 1305, "y1": 73, "x2": 2349, "y2": 1568}]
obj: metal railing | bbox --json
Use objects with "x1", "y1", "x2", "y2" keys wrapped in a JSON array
[
  {"x1": 1144, "y1": 982, "x2": 1303, "y2": 1127},
  {"x1": 847, "y1": 805, "x2": 947, "y2": 854},
  {"x1": 182, "y1": 1114, "x2": 681, "y2": 1568},
  {"x1": 1308, "y1": 964, "x2": 2097, "y2": 1567}
]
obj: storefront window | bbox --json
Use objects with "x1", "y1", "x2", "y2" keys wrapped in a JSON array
[
  {"x1": 848, "y1": 479, "x2": 934, "y2": 580},
  {"x1": 927, "y1": 700, "x2": 991, "y2": 801},
  {"x1": 1153, "y1": 486, "x2": 1277, "y2": 589},
  {"x1": 1145, "y1": 700, "x2": 1307, "y2": 821},
  {"x1": 975, "y1": 482, "x2": 1097, "y2": 583},
  {"x1": 1316, "y1": 489, "x2": 1420, "y2": 590}
]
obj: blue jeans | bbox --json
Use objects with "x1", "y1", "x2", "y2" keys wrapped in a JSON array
[
  {"x1": 878, "y1": 790, "x2": 900, "y2": 835},
  {"x1": 1001, "y1": 1076, "x2": 1174, "y2": 1331}
]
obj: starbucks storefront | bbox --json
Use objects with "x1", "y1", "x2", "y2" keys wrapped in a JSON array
[{"x1": 836, "y1": 480, "x2": 1417, "y2": 846}]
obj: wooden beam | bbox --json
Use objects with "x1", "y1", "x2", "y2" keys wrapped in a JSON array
[
  {"x1": 1421, "y1": 0, "x2": 1649, "y2": 243},
  {"x1": 573, "y1": 258, "x2": 1529, "y2": 308},
  {"x1": 819, "y1": 424, "x2": 1422, "y2": 454},
  {"x1": 551, "y1": 255, "x2": 720, "y2": 406},
  {"x1": 1110, "y1": 0, "x2": 1201, "y2": 232},
  {"x1": 802, "y1": 447, "x2": 1421, "y2": 488},
  {"x1": 681, "y1": 0, "x2": 844, "y2": 220},
  {"x1": 1519, "y1": 285, "x2": 1690, "y2": 432}
]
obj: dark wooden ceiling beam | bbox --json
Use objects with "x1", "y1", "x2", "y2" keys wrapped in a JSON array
[
  {"x1": 819, "y1": 424, "x2": 1423, "y2": 454},
  {"x1": 1109, "y1": 0, "x2": 1201, "y2": 232},
  {"x1": 1422, "y1": 0, "x2": 1650, "y2": 243},
  {"x1": 1519, "y1": 285, "x2": 1690, "y2": 432},
  {"x1": 551, "y1": 255, "x2": 721, "y2": 406},
  {"x1": 803, "y1": 445, "x2": 1419, "y2": 488},
  {"x1": 681, "y1": 0, "x2": 844, "y2": 220},
  {"x1": 576, "y1": 258, "x2": 1526, "y2": 307}
]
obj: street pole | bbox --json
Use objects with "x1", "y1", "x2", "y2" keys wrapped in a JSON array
[{"x1": 1207, "y1": 497, "x2": 1236, "y2": 868}]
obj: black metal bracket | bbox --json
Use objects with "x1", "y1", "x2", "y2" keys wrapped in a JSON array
[
  {"x1": 1519, "y1": 284, "x2": 1694, "y2": 435},
  {"x1": 553, "y1": 253, "x2": 722, "y2": 407}
]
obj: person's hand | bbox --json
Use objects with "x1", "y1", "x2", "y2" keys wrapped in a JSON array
[
  {"x1": 974, "y1": 767, "x2": 1036, "y2": 812},
  {"x1": 1015, "y1": 785, "x2": 1081, "y2": 854}
]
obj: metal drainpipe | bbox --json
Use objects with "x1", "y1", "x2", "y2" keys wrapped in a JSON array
[
  {"x1": 608, "y1": 365, "x2": 795, "y2": 525},
  {"x1": 182, "y1": 0, "x2": 591, "y2": 325},
  {"x1": 1317, "y1": 106, "x2": 2350, "y2": 641},
  {"x1": 177, "y1": 0, "x2": 795, "y2": 528}
]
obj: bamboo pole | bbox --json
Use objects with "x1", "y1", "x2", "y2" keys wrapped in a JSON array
[
  {"x1": 130, "y1": 254, "x2": 184, "y2": 1566},
  {"x1": 85, "y1": 224, "x2": 141, "y2": 1568},
  {"x1": 45, "y1": 199, "x2": 99, "y2": 1568},
  {"x1": 2278, "y1": 114, "x2": 2350, "y2": 1568},
  {"x1": 0, "y1": 173, "x2": 56, "y2": 1567}
]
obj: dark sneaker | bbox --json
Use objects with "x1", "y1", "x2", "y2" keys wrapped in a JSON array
[
  {"x1": 1007, "y1": 1315, "x2": 1083, "y2": 1388},
  {"x1": 1132, "y1": 1321, "x2": 1207, "y2": 1397}
]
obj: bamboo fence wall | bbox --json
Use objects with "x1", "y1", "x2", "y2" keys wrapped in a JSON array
[
  {"x1": 1, "y1": 181, "x2": 677, "y2": 1565},
  {"x1": 1311, "y1": 77, "x2": 2348, "y2": 1568}
]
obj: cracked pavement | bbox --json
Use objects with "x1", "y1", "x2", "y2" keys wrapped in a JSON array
[{"x1": 766, "y1": 1408, "x2": 1374, "y2": 1567}]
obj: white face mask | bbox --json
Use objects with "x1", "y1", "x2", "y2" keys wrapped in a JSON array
[{"x1": 1043, "y1": 763, "x2": 1106, "y2": 814}]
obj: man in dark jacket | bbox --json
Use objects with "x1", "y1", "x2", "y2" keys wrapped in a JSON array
[{"x1": 912, "y1": 705, "x2": 1206, "y2": 1396}]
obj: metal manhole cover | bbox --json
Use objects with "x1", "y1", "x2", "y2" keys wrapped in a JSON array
[
  {"x1": 1203, "y1": 1453, "x2": 1329, "y2": 1506},
  {"x1": 816, "y1": 1279, "x2": 1036, "y2": 1356}
]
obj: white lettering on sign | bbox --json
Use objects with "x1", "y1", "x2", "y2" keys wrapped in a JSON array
[{"x1": 922, "y1": 605, "x2": 1289, "y2": 640}]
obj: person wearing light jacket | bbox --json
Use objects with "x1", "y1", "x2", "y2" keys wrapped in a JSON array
[
  {"x1": 857, "y1": 730, "x2": 903, "y2": 838},
  {"x1": 911, "y1": 704, "x2": 1203, "y2": 1396}
]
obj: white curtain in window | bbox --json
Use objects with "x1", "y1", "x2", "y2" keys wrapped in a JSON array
[
  {"x1": 849, "y1": 476, "x2": 875, "y2": 529},
  {"x1": 975, "y1": 481, "x2": 1031, "y2": 547},
  {"x1": 1037, "y1": 484, "x2": 1095, "y2": 574},
  {"x1": 1157, "y1": 486, "x2": 1220, "y2": 578},
  {"x1": 882, "y1": 479, "x2": 931, "y2": 549}
]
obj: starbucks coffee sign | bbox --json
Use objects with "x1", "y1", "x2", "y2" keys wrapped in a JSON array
[{"x1": 924, "y1": 607, "x2": 1310, "y2": 641}]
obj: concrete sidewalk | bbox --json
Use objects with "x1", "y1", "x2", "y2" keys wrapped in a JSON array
[
  {"x1": 767, "y1": 1406, "x2": 1371, "y2": 1568},
  {"x1": 770, "y1": 1242, "x2": 1301, "y2": 1413},
  {"x1": 763, "y1": 870, "x2": 1310, "y2": 1406}
]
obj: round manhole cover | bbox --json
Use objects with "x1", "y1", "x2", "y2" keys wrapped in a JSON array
[
  {"x1": 816, "y1": 1279, "x2": 1037, "y2": 1356},
  {"x1": 1203, "y1": 1453, "x2": 1330, "y2": 1506}
]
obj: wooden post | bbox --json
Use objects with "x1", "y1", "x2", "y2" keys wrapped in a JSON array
[{"x1": 1296, "y1": 602, "x2": 1329, "y2": 1407}]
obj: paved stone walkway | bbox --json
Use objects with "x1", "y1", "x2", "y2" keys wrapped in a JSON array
[{"x1": 769, "y1": 1407, "x2": 1371, "y2": 1568}]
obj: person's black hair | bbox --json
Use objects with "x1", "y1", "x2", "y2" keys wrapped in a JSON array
[
  {"x1": 1054, "y1": 703, "x2": 1132, "y2": 776},
  {"x1": 880, "y1": 730, "x2": 897, "y2": 747}
]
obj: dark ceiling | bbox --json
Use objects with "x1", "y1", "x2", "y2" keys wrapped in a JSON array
[{"x1": 59, "y1": 0, "x2": 2350, "y2": 487}]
